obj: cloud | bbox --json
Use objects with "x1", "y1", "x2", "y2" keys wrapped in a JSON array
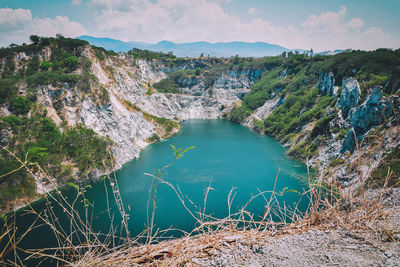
[
  {"x1": 297, "y1": 6, "x2": 398, "y2": 50},
  {"x1": 71, "y1": 0, "x2": 82, "y2": 5},
  {"x1": 247, "y1": 7, "x2": 260, "y2": 15},
  {"x1": 1, "y1": 3, "x2": 398, "y2": 51},
  {"x1": 0, "y1": 8, "x2": 87, "y2": 47},
  {"x1": 87, "y1": 1, "x2": 399, "y2": 51},
  {"x1": 89, "y1": 0, "x2": 293, "y2": 44},
  {"x1": 301, "y1": 6, "x2": 364, "y2": 34},
  {"x1": 0, "y1": 8, "x2": 32, "y2": 32}
]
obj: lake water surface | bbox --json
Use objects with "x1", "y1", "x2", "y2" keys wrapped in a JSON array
[
  {"x1": 14, "y1": 119, "x2": 309, "y2": 262},
  {"x1": 87, "y1": 119, "x2": 309, "y2": 235}
]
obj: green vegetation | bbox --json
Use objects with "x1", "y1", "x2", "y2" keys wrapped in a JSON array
[
  {"x1": 288, "y1": 138, "x2": 318, "y2": 159},
  {"x1": 264, "y1": 89, "x2": 332, "y2": 140},
  {"x1": 146, "y1": 133, "x2": 160, "y2": 143},
  {"x1": 0, "y1": 35, "x2": 88, "y2": 59},
  {"x1": 153, "y1": 78, "x2": 180, "y2": 93},
  {"x1": 92, "y1": 45, "x2": 118, "y2": 60},
  {"x1": 0, "y1": 79, "x2": 18, "y2": 104},
  {"x1": 229, "y1": 105, "x2": 252, "y2": 124},
  {"x1": 9, "y1": 96, "x2": 32, "y2": 115},
  {"x1": 0, "y1": 35, "x2": 89, "y2": 104},
  {"x1": 310, "y1": 114, "x2": 335, "y2": 138},
  {"x1": 0, "y1": 107, "x2": 113, "y2": 210},
  {"x1": 329, "y1": 158, "x2": 345, "y2": 167},
  {"x1": 128, "y1": 48, "x2": 176, "y2": 61},
  {"x1": 252, "y1": 119, "x2": 265, "y2": 133},
  {"x1": 366, "y1": 147, "x2": 400, "y2": 188},
  {"x1": 242, "y1": 68, "x2": 283, "y2": 110},
  {"x1": 26, "y1": 71, "x2": 79, "y2": 86},
  {"x1": 335, "y1": 129, "x2": 349, "y2": 141}
]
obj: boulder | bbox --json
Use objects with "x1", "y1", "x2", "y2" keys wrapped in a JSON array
[
  {"x1": 317, "y1": 72, "x2": 335, "y2": 96},
  {"x1": 351, "y1": 86, "x2": 393, "y2": 134},
  {"x1": 332, "y1": 86, "x2": 339, "y2": 99},
  {"x1": 336, "y1": 77, "x2": 361, "y2": 118},
  {"x1": 341, "y1": 129, "x2": 357, "y2": 153},
  {"x1": 341, "y1": 86, "x2": 394, "y2": 153}
]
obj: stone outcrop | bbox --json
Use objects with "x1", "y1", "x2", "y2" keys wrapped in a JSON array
[
  {"x1": 176, "y1": 69, "x2": 263, "y2": 101},
  {"x1": 317, "y1": 72, "x2": 335, "y2": 96},
  {"x1": 336, "y1": 77, "x2": 361, "y2": 118},
  {"x1": 244, "y1": 98, "x2": 280, "y2": 128},
  {"x1": 351, "y1": 86, "x2": 393, "y2": 134},
  {"x1": 341, "y1": 86, "x2": 394, "y2": 153}
]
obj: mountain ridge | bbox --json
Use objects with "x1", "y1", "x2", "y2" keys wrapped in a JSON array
[{"x1": 77, "y1": 35, "x2": 295, "y2": 57}]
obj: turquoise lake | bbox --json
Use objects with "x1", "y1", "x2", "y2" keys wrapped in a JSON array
[
  {"x1": 87, "y1": 119, "x2": 309, "y2": 236},
  {"x1": 15, "y1": 119, "x2": 310, "y2": 260}
]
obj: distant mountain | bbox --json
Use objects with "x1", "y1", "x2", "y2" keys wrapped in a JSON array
[
  {"x1": 77, "y1": 35, "x2": 291, "y2": 57},
  {"x1": 77, "y1": 35, "x2": 149, "y2": 52}
]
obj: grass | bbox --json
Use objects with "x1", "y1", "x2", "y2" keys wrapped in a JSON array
[
  {"x1": 329, "y1": 158, "x2": 345, "y2": 167},
  {"x1": 366, "y1": 147, "x2": 400, "y2": 188}
]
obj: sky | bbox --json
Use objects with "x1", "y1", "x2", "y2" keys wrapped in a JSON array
[{"x1": 0, "y1": 0, "x2": 399, "y2": 51}]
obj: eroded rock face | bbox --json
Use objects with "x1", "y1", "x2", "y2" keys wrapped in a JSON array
[
  {"x1": 317, "y1": 72, "x2": 335, "y2": 96},
  {"x1": 336, "y1": 77, "x2": 361, "y2": 118},
  {"x1": 351, "y1": 86, "x2": 393, "y2": 134},
  {"x1": 244, "y1": 97, "x2": 280, "y2": 128},
  {"x1": 341, "y1": 86, "x2": 394, "y2": 153}
]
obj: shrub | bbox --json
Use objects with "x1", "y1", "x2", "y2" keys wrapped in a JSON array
[
  {"x1": 310, "y1": 114, "x2": 335, "y2": 138},
  {"x1": 0, "y1": 79, "x2": 17, "y2": 104},
  {"x1": 39, "y1": 61, "x2": 52, "y2": 71},
  {"x1": 366, "y1": 147, "x2": 400, "y2": 188},
  {"x1": 153, "y1": 78, "x2": 180, "y2": 94},
  {"x1": 9, "y1": 96, "x2": 32, "y2": 115},
  {"x1": 26, "y1": 55, "x2": 40, "y2": 76},
  {"x1": 26, "y1": 71, "x2": 78, "y2": 86},
  {"x1": 63, "y1": 56, "x2": 79, "y2": 72},
  {"x1": 147, "y1": 133, "x2": 160, "y2": 143},
  {"x1": 128, "y1": 48, "x2": 176, "y2": 61},
  {"x1": 229, "y1": 105, "x2": 251, "y2": 124},
  {"x1": 288, "y1": 139, "x2": 318, "y2": 159}
]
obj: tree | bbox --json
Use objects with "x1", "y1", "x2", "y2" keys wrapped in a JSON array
[
  {"x1": 39, "y1": 61, "x2": 52, "y2": 71},
  {"x1": 63, "y1": 56, "x2": 79, "y2": 72},
  {"x1": 0, "y1": 80, "x2": 17, "y2": 104},
  {"x1": 30, "y1": 35, "x2": 40, "y2": 44},
  {"x1": 26, "y1": 55, "x2": 40, "y2": 76},
  {"x1": 9, "y1": 96, "x2": 32, "y2": 115}
]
